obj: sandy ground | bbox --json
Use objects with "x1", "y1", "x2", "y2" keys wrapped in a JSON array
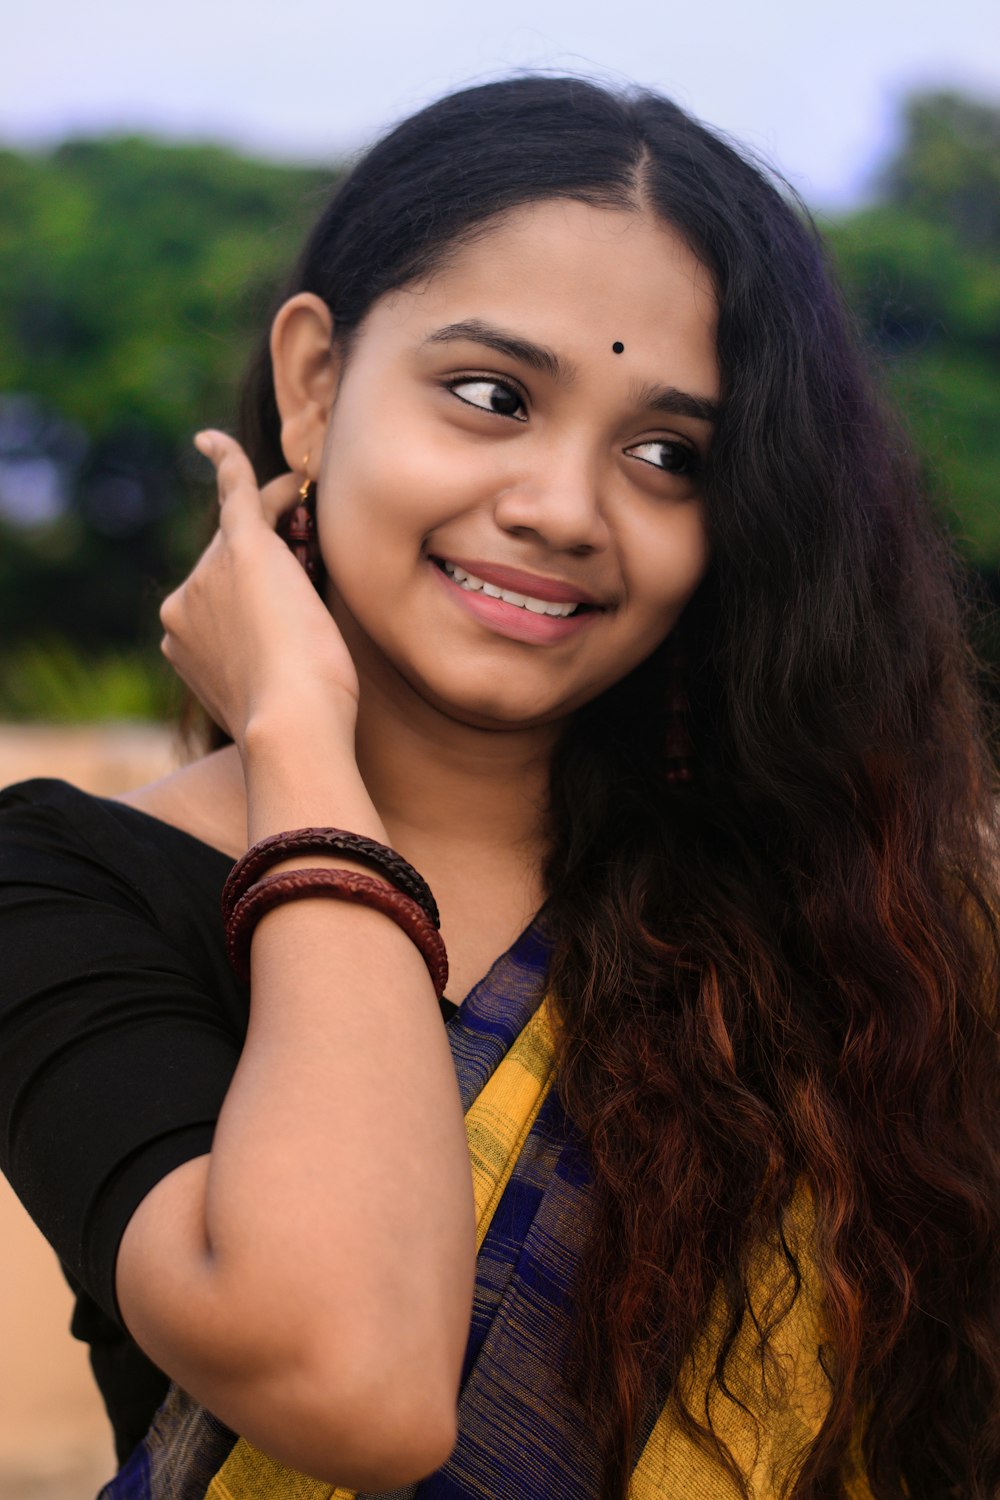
[{"x1": 0, "y1": 724, "x2": 180, "y2": 1500}]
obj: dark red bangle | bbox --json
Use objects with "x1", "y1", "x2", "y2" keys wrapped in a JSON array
[
  {"x1": 222, "y1": 827, "x2": 439, "y2": 930},
  {"x1": 226, "y1": 866, "x2": 449, "y2": 997}
]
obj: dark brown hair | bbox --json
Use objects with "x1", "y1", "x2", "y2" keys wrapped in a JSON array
[{"x1": 226, "y1": 76, "x2": 1000, "y2": 1498}]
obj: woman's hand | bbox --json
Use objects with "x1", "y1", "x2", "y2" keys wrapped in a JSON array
[{"x1": 160, "y1": 430, "x2": 360, "y2": 750}]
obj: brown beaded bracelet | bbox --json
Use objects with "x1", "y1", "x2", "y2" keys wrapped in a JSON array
[
  {"x1": 222, "y1": 827, "x2": 439, "y2": 930},
  {"x1": 226, "y1": 866, "x2": 450, "y2": 997}
]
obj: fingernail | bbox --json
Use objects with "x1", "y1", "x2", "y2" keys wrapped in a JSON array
[{"x1": 193, "y1": 430, "x2": 217, "y2": 458}]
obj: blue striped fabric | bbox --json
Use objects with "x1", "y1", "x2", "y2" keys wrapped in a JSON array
[
  {"x1": 353, "y1": 918, "x2": 668, "y2": 1498},
  {"x1": 99, "y1": 1381, "x2": 237, "y2": 1499}
]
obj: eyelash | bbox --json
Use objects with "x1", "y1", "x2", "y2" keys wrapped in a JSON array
[
  {"x1": 446, "y1": 374, "x2": 528, "y2": 422},
  {"x1": 444, "y1": 375, "x2": 702, "y2": 478}
]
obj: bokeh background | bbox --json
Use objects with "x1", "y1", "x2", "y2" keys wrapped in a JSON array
[{"x1": 1, "y1": 1, "x2": 998, "y2": 1494}]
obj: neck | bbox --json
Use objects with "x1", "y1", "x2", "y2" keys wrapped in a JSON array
[{"x1": 353, "y1": 662, "x2": 558, "y2": 867}]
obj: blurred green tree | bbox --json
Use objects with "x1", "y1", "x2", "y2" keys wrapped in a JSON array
[
  {"x1": 823, "y1": 90, "x2": 1000, "y2": 563},
  {"x1": 881, "y1": 91, "x2": 1000, "y2": 251},
  {"x1": 0, "y1": 137, "x2": 333, "y2": 687}
]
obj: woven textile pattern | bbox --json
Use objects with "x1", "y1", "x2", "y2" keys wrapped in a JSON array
[{"x1": 100, "y1": 921, "x2": 873, "y2": 1499}]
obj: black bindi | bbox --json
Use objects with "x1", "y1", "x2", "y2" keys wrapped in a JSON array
[{"x1": 612, "y1": 341, "x2": 625, "y2": 354}]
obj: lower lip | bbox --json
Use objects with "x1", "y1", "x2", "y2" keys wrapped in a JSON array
[{"x1": 429, "y1": 562, "x2": 601, "y2": 645}]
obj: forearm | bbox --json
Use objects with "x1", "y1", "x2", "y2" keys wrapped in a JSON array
[{"x1": 118, "y1": 709, "x2": 474, "y2": 1479}]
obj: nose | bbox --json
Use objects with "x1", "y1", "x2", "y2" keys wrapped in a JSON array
[{"x1": 491, "y1": 451, "x2": 611, "y2": 556}]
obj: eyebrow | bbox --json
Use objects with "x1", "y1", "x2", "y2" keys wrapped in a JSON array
[
  {"x1": 629, "y1": 381, "x2": 721, "y2": 425},
  {"x1": 421, "y1": 319, "x2": 569, "y2": 381},
  {"x1": 421, "y1": 318, "x2": 721, "y2": 425}
]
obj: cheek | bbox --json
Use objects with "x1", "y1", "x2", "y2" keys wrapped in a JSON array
[
  {"x1": 318, "y1": 400, "x2": 501, "y2": 548},
  {"x1": 629, "y1": 506, "x2": 711, "y2": 623}
]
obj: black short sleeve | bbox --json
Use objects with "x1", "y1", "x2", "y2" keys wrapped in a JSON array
[
  {"x1": 0, "y1": 778, "x2": 246, "y2": 1326},
  {"x1": 0, "y1": 777, "x2": 459, "y2": 1461}
]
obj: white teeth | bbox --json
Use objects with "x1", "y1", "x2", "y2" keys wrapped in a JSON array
[{"x1": 441, "y1": 561, "x2": 580, "y2": 617}]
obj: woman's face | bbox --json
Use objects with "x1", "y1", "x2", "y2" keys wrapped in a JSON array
[{"x1": 314, "y1": 198, "x2": 719, "y2": 730}]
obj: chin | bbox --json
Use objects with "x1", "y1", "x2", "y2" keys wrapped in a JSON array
[{"x1": 414, "y1": 673, "x2": 575, "y2": 732}]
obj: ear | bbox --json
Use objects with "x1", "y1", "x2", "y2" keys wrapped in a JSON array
[{"x1": 270, "y1": 293, "x2": 340, "y2": 477}]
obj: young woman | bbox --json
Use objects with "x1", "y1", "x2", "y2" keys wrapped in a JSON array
[{"x1": 0, "y1": 76, "x2": 997, "y2": 1500}]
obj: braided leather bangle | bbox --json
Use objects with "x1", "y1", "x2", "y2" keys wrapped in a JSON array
[
  {"x1": 226, "y1": 866, "x2": 449, "y2": 997},
  {"x1": 222, "y1": 827, "x2": 439, "y2": 930}
]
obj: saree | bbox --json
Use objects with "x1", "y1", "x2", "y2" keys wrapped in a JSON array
[{"x1": 100, "y1": 921, "x2": 872, "y2": 1500}]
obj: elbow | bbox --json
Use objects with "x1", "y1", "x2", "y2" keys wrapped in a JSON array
[
  {"x1": 233, "y1": 1353, "x2": 459, "y2": 1490},
  {"x1": 120, "y1": 1237, "x2": 465, "y2": 1486},
  {"x1": 309, "y1": 1339, "x2": 460, "y2": 1488},
  {"x1": 340, "y1": 1384, "x2": 459, "y2": 1490},
  {"x1": 197, "y1": 1321, "x2": 460, "y2": 1490}
]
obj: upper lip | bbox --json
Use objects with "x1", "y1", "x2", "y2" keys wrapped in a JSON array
[{"x1": 436, "y1": 556, "x2": 604, "y2": 607}]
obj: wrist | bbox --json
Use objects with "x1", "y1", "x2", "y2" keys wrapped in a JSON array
[
  {"x1": 240, "y1": 706, "x2": 388, "y2": 849},
  {"x1": 241, "y1": 691, "x2": 358, "y2": 762}
]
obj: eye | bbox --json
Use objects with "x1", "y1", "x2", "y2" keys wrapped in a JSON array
[
  {"x1": 447, "y1": 377, "x2": 527, "y2": 421},
  {"x1": 625, "y1": 438, "x2": 701, "y2": 477}
]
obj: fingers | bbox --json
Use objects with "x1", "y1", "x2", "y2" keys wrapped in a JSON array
[
  {"x1": 194, "y1": 430, "x2": 256, "y2": 506},
  {"x1": 194, "y1": 430, "x2": 300, "y2": 534}
]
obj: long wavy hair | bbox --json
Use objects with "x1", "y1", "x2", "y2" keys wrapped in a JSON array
[{"x1": 224, "y1": 77, "x2": 1000, "y2": 1498}]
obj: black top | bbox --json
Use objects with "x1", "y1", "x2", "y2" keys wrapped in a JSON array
[{"x1": 0, "y1": 777, "x2": 457, "y2": 1463}]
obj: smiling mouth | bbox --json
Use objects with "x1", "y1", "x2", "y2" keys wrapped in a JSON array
[{"x1": 431, "y1": 558, "x2": 599, "y2": 617}]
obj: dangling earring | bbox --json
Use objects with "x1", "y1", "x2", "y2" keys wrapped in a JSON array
[
  {"x1": 284, "y1": 458, "x2": 322, "y2": 582},
  {"x1": 664, "y1": 636, "x2": 695, "y2": 784}
]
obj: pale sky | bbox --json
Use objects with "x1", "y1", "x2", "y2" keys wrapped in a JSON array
[{"x1": 3, "y1": 0, "x2": 999, "y2": 208}]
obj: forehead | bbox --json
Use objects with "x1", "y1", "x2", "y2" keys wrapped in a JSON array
[{"x1": 368, "y1": 199, "x2": 720, "y2": 394}]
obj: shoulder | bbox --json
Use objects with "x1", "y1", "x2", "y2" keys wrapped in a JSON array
[
  {"x1": 1, "y1": 744, "x2": 246, "y2": 866},
  {"x1": 0, "y1": 773, "x2": 236, "y2": 943},
  {"x1": 0, "y1": 776, "x2": 132, "y2": 883},
  {"x1": 112, "y1": 745, "x2": 247, "y2": 860},
  {"x1": 0, "y1": 776, "x2": 248, "y2": 1332}
]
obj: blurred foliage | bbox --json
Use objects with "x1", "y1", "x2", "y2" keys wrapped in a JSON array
[
  {"x1": 0, "y1": 93, "x2": 997, "y2": 720},
  {"x1": 823, "y1": 91, "x2": 1000, "y2": 567},
  {"x1": 0, "y1": 136, "x2": 334, "y2": 699},
  {"x1": 0, "y1": 639, "x2": 178, "y2": 721},
  {"x1": 0, "y1": 136, "x2": 332, "y2": 438}
]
